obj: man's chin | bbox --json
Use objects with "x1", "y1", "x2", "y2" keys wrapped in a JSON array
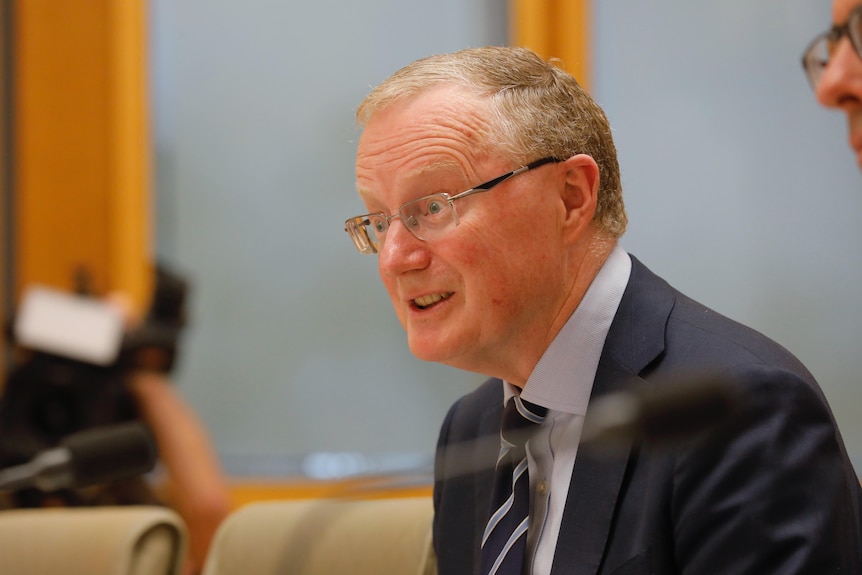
[
  {"x1": 407, "y1": 340, "x2": 445, "y2": 363},
  {"x1": 407, "y1": 333, "x2": 462, "y2": 365}
]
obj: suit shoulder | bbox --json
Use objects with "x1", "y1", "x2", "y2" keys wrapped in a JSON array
[
  {"x1": 667, "y1": 291, "x2": 814, "y2": 380},
  {"x1": 445, "y1": 378, "x2": 501, "y2": 420},
  {"x1": 438, "y1": 378, "x2": 501, "y2": 441}
]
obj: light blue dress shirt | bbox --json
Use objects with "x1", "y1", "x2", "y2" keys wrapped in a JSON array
[{"x1": 502, "y1": 245, "x2": 631, "y2": 575}]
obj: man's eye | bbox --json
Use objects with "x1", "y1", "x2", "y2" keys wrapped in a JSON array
[{"x1": 427, "y1": 200, "x2": 443, "y2": 215}]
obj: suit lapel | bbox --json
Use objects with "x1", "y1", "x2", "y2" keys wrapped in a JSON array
[
  {"x1": 549, "y1": 363, "x2": 643, "y2": 575},
  {"x1": 550, "y1": 256, "x2": 675, "y2": 575},
  {"x1": 474, "y1": 399, "x2": 502, "y2": 538}
]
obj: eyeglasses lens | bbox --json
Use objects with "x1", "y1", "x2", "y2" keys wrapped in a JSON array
[
  {"x1": 399, "y1": 195, "x2": 454, "y2": 239},
  {"x1": 804, "y1": 9, "x2": 862, "y2": 89}
]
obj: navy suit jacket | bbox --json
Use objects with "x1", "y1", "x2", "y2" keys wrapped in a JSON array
[{"x1": 432, "y1": 255, "x2": 862, "y2": 574}]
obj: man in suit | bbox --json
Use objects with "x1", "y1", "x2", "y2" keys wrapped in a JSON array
[
  {"x1": 803, "y1": 0, "x2": 862, "y2": 169},
  {"x1": 344, "y1": 46, "x2": 861, "y2": 574}
]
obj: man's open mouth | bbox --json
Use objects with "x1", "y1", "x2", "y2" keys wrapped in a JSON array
[{"x1": 413, "y1": 292, "x2": 454, "y2": 310}]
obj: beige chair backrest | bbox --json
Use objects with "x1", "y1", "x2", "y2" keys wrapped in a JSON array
[
  {"x1": 0, "y1": 505, "x2": 187, "y2": 575},
  {"x1": 202, "y1": 496, "x2": 437, "y2": 575}
]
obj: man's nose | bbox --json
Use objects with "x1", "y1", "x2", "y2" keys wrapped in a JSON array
[
  {"x1": 377, "y1": 217, "x2": 430, "y2": 277},
  {"x1": 816, "y1": 39, "x2": 862, "y2": 109}
]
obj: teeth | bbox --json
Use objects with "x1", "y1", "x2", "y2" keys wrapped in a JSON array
[{"x1": 414, "y1": 292, "x2": 452, "y2": 309}]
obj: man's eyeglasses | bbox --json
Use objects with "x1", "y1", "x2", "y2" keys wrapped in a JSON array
[
  {"x1": 344, "y1": 157, "x2": 561, "y2": 255},
  {"x1": 802, "y1": 5, "x2": 862, "y2": 91}
]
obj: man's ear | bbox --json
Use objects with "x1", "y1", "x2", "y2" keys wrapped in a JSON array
[{"x1": 559, "y1": 154, "x2": 600, "y2": 240}]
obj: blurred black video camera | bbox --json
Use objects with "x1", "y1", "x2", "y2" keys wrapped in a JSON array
[{"x1": 0, "y1": 265, "x2": 190, "y2": 474}]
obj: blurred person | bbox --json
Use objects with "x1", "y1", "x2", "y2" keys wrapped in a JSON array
[
  {"x1": 803, "y1": 0, "x2": 862, "y2": 168},
  {"x1": 344, "y1": 46, "x2": 862, "y2": 574},
  {"x1": 0, "y1": 292, "x2": 232, "y2": 575},
  {"x1": 110, "y1": 292, "x2": 232, "y2": 575},
  {"x1": 126, "y1": 370, "x2": 231, "y2": 575}
]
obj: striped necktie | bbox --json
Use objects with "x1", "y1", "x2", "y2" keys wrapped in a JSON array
[{"x1": 480, "y1": 396, "x2": 548, "y2": 575}]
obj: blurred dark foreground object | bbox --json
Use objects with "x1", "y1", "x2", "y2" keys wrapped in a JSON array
[
  {"x1": 580, "y1": 373, "x2": 746, "y2": 452},
  {"x1": 0, "y1": 264, "x2": 189, "y2": 508},
  {"x1": 0, "y1": 421, "x2": 157, "y2": 492}
]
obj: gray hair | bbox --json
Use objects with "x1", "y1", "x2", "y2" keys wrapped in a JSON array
[{"x1": 356, "y1": 46, "x2": 627, "y2": 238}]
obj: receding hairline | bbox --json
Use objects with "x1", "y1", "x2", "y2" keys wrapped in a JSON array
[
  {"x1": 357, "y1": 83, "x2": 502, "y2": 166},
  {"x1": 357, "y1": 78, "x2": 494, "y2": 128}
]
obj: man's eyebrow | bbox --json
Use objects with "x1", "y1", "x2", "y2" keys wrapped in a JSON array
[
  {"x1": 356, "y1": 185, "x2": 375, "y2": 203},
  {"x1": 357, "y1": 159, "x2": 470, "y2": 201},
  {"x1": 404, "y1": 159, "x2": 467, "y2": 180}
]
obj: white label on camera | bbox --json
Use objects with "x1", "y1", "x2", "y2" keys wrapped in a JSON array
[{"x1": 14, "y1": 286, "x2": 124, "y2": 366}]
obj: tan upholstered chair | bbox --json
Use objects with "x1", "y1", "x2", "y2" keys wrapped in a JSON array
[
  {"x1": 0, "y1": 505, "x2": 187, "y2": 575},
  {"x1": 202, "y1": 496, "x2": 436, "y2": 575}
]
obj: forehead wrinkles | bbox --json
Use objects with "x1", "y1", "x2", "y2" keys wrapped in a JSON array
[
  {"x1": 355, "y1": 140, "x2": 477, "y2": 203},
  {"x1": 357, "y1": 93, "x2": 491, "y2": 177},
  {"x1": 356, "y1": 132, "x2": 479, "y2": 177}
]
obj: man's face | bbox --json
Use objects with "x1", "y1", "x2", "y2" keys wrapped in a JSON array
[
  {"x1": 817, "y1": 0, "x2": 862, "y2": 168},
  {"x1": 354, "y1": 86, "x2": 571, "y2": 382}
]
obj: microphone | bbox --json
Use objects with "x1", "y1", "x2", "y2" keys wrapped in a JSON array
[
  {"x1": 0, "y1": 421, "x2": 157, "y2": 492},
  {"x1": 342, "y1": 375, "x2": 749, "y2": 494},
  {"x1": 580, "y1": 375, "x2": 745, "y2": 450}
]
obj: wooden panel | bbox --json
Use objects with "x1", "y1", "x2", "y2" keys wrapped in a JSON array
[
  {"x1": 510, "y1": 0, "x2": 591, "y2": 90},
  {"x1": 0, "y1": 0, "x2": 8, "y2": 379},
  {"x1": 226, "y1": 477, "x2": 433, "y2": 510},
  {"x1": 14, "y1": 0, "x2": 151, "y2": 313}
]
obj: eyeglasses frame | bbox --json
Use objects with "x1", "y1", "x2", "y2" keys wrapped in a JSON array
[
  {"x1": 345, "y1": 156, "x2": 562, "y2": 255},
  {"x1": 801, "y1": 5, "x2": 862, "y2": 91}
]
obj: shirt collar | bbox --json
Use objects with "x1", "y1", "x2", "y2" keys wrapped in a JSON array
[{"x1": 505, "y1": 245, "x2": 632, "y2": 415}]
